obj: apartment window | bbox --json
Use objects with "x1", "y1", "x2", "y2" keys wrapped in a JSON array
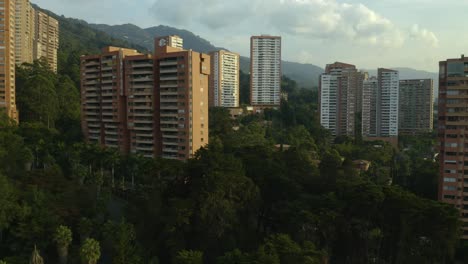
[
  {"x1": 444, "y1": 177, "x2": 457, "y2": 183},
  {"x1": 443, "y1": 186, "x2": 457, "y2": 191}
]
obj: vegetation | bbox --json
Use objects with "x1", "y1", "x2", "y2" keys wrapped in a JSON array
[{"x1": 0, "y1": 10, "x2": 462, "y2": 263}]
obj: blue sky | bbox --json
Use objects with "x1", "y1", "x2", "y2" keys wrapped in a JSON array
[{"x1": 33, "y1": 0, "x2": 467, "y2": 72}]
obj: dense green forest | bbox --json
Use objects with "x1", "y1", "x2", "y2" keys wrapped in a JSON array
[{"x1": 0, "y1": 12, "x2": 464, "y2": 264}]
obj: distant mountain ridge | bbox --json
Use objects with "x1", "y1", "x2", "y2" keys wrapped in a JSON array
[{"x1": 90, "y1": 23, "x2": 323, "y2": 89}]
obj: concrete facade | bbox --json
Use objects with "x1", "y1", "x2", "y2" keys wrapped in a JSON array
[
  {"x1": 209, "y1": 50, "x2": 239, "y2": 108},
  {"x1": 250, "y1": 35, "x2": 281, "y2": 107},
  {"x1": 438, "y1": 55, "x2": 468, "y2": 238},
  {"x1": 0, "y1": 0, "x2": 18, "y2": 121},
  {"x1": 398, "y1": 79, "x2": 433, "y2": 134},
  {"x1": 34, "y1": 10, "x2": 59, "y2": 72}
]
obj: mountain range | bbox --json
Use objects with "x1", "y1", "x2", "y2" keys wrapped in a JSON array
[
  {"x1": 36, "y1": 4, "x2": 439, "y2": 93},
  {"x1": 90, "y1": 23, "x2": 324, "y2": 89}
]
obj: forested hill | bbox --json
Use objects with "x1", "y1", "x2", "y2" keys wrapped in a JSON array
[
  {"x1": 32, "y1": 5, "x2": 148, "y2": 87},
  {"x1": 90, "y1": 23, "x2": 324, "y2": 89},
  {"x1": 0, "y1": 5, "x2": 464, "y2": 264}
]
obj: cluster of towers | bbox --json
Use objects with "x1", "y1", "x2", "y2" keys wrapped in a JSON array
[
  {"x1": 0, "y1": 0, "x2": 59, "y2": 121},
  {"x1": 319, "y1": 62, "x2": 433, "y2": 145},
  {"x1": 80, "y1": 35, "x2": 282, "y2": 160}
]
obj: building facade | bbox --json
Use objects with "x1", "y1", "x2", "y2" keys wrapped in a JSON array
[
  {"x1": 209, "y1": 50, "x2": 239, "y2": 108},
  {"x1": 376, "y1": 68, "x2": 399, "y2": 137},
  {"x1": 34, "y1": 10, "x2": 59, "y2": 72},
  {"x1": 399, "y1": 79, "x2": 434, "y2": 134},
  {"x1": 80, "y1": 36, "x2": 209, "y2": 161},
  {"x1": 362, "y1": 77, "x2": 378, "y2": 137},
  {"x1": 15, "y1": 0, "x2": 35, "y2": 65},
  {"x1": 155, "y1": 36, "x2": 210, "y2": 160},
  {"x1": 250, "y1": 35, "x2": 281, "y2": 107},
  {"x1": 0, "y1": 0, "x2": 18, "y2": 121},
  {"x1": 81, "y1": 47, "x2": 141, "y2": 153},
  {"x1": 319, "y1": 62, "x2": 366, "y2": 137},
  {"x1": 125, "y1": 54, "x2": 156, "y2": 158},
  {"x1": 438, "y1": 55, "x2": 468, "y2": 238}
]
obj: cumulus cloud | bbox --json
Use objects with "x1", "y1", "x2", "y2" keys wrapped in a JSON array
[
  {"x1": 410, "y1": 24, "x2": 439, "y2": 47},
  {"x1": 150, "y1": 0, "x2": 437, "y2": 48}
]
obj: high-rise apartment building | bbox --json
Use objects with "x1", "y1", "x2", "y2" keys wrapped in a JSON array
[
  {"x1": 376, "y1": 68, "x2": 399, "y2": 137},
  {"x1": 209, "y1": 50, "x2": 239, "y2": 107},
  {"x1": 250, "y1": 35, "x2": 281, "y2": 107},
  {"x1": 155, "y1": 36, "x2": 210, "y2": 160},
  {"x1": 15, "y1": 0, "x2": 35, "y2": 65},
  {"x1": 34, "y1": 10, "x2": 59, "y2": 72},
  {"x1": 81, "y1": 47, "x2": 141, "y2": 153},
  {"x1": 438, "y1": 55, "x2": 468, "y2": 238},
  {"x1": 399, "y1": 79, "x2": 433, "y2": 134},
  {"x1": 80, "y1": 36, "x2": 209, "y2": 160},
  {"x1": 319, "y1": 62, "x2": 366, "y2": 137},
  {"x1": 0, "y1": 0, "x2": 18, "y2": 121},
  {"x1": 362, "y1": 77, "x2": 378, "y2": 137},
  {"x1": 125, "y1": 54, "x2": 156, "y2": 158}
]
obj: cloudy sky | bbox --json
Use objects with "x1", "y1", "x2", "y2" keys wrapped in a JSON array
[{"x1": 34, "y1": 0, "x2": 466, "y2": 72}]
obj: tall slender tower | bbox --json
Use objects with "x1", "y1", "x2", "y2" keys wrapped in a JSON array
[
  {"x1": 376, "y1": 68, "x2": 399, "y2": 137},
  {"x1": 438, "y1": 55, "x2": 468, "y2": 239},
  {"x1": 319, "y1": 62, "x2": 366, "y2": 137},
  {"x1": 34, "y1": 10, "x2": 59, "y2": 72},
  {"x1": 155, "y1": 36, "x2": 210, "y2": 160},
  {"x1": 362, "y1": 77, "x2": 378, "y2": 137},
  {"x1": 250, "y1": 35, "x2": 281, "y2": 108},
  {"x1": 209, "y1": 50, "x2": 240, "y2": 108},
  {"x1": 15, "y1": 0, "x2": 35, "y2": 65},
  {"x1": 0, "y1": 0, "x2": 18, "y2": 121}
]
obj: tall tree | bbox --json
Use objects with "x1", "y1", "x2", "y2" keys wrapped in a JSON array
[
  {"x1": 53, "y1": 225, "x2": 72, "y2": 264},
  {"x1": 29, "y1": 246, "x2": 44, "y2": 264},
  {"x1": 174, "y1": 250, "x2": 203, "y2": 264},
  {"x1": 80, "y1": 238, "x2": 101, "y2": 264}
]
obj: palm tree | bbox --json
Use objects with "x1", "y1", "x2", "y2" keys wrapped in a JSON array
[
  {"x1": 30, "y1": 245, "x2": 44, "y2": 264},
  {"x1": 53, "y1": 225, "x2": 73, "y2": 264},
  {"x1": 80, "y1": 238, "x2": 101, "y2": 264}
]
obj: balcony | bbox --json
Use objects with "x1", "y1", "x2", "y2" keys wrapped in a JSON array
[
  {"x1": 162, "y1": 148, "x2": 179, "y2": 153},
  {"x1": 160, "y1": 68, "x2": 178, "y2": 74},
  {"x1": 160, "y1": 76, "x2": 178, "y2": 81},
  {"x1": 132, "y1": 62, "x2": 153, "y2": 68},
  {"x1": 159, "y1": 60, "x2": 178, "y2": 66},
  {"x1": 133, "y1": 77, "x2": 152, "y2": 82},
  {"x1": 85, "y1": 61, "x2": 100, "y2": 66},
  {"x1": 134, "y1": 126, "x2": 153, "y2": 131}
]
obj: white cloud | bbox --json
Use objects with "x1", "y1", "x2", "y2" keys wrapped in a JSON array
[
  {"x1": 150, "y1": 0, "x2": 437, "y2": 48},
  {"x1": 410, "y1": 24, "x2": 439, "y2": 47}
]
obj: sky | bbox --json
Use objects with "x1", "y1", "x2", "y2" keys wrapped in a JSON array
[{"x1": 33, "y1": 0, "x2": 468, "y2": 72}]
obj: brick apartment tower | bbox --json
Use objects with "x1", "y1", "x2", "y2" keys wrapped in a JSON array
[
  {"x1": 80, "y1": 36, "x2": 209, "y2": 160},
  {"x1": 125, "y1": 54, "x2": 156, "y2": 158},
  {"x1": 0, "y1": 0, "x2": 18, "y2": 121},
  {"x1": 81, "y1": 47, "x2": 141, "y2": 153},
  {"x1": 398, "y1": 79, "x2": 434, "y2": 134},
  {"x1": 438, "y1": 55, "x2": 468, "y2": 238},
  {"x1": 34, "y1": 10, "x2": 59, "y2": 72},
  {"x1": 15, "y1": 0, "x2": 35, "y2": 65},
  {"x1": 319, "y1": 62, "x2": 366, "y2": 137},
  {"x1": 250, "y1": 35, "x2": 281, "y2": 108},
  {"x1": 209, "y1": 50, "x2": 240, "y2": 108},
  {"x1": 155, "y1": 36, "x2": 210, "y2": 160}
]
